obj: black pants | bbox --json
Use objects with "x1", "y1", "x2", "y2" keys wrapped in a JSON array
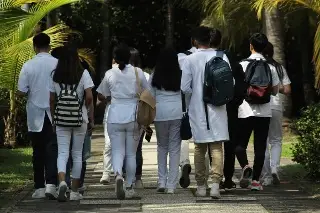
[
  {"x1": 235, "y1": 116, "x2": 270, "y2": 181},
  {"x1": 123, "y1": 130, "x2": 144, "y2": 178},
  {"x1": 29, "y1": 114, "x2": 58, "y2": 189},
  {"x1": 208, "y1": 105, "x2": 238, "y2": 181}
]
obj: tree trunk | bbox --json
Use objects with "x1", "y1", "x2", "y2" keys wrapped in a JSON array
[
  {"x1": 47, "y1": 10, "x2": 58, "y2": 29},
  {"x1": 263, "y1": 8, "x2": 292, "y2": 118},
  {"x1": 165, "y1": 0, "x2": 174, "y2": 47},
  {"x1": 4, "y1": 90, "x2": 17, "y2": 148},
  {"x1": 99, "y1": 0, "x2": 111, "y2": 76}
]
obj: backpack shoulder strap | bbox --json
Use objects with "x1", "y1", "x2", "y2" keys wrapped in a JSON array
[
  {"x1": 181, "y1": 91, "x2": 186, "y2": 113},
  {"x1": 184, "y1": 50, "x2": 192, "y2": 56},
  {"x1": 134, "y1": 67, "x2": 142, "y2": 97},
  {"x1": 216, "y1": 50, "x2": 224, "y2": 58}
]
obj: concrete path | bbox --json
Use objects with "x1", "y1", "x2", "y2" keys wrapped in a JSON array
[{"x1": 9, "y1": 127, "x2": 320, "y2": 213}]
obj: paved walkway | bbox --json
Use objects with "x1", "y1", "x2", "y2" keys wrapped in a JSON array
[{"x1": 9, "y1": 127, "x2": 320, "y2": 213}]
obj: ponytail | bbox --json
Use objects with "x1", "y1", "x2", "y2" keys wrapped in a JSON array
[{"x1": 118, "y1": 62, "x2": 125, "y2": 70}]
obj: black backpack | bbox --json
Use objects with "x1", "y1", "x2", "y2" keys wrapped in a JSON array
[
  {"x1": 243, "y1": 59, "x2": 272, "y2": 104},
  {"x1": 203, "y1": 51, "x2": 234, "y2": 130}
]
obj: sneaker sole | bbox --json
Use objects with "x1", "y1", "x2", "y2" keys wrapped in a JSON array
[
  {"x1": 240, "y1": 167, "x2": 253, "y2": 189},
  {"x1": 251, "y1": 187, "x2": 262, "y2": 191},
  {"x1": 272, "y1": 173, "x2": 280, "y2": 185},
  {"x1": 57, "y1": 185, "x2": 67, "y2": 202},
  {"x1": 116, "y1": 178, "x2": 125, "y2": 200},
  {"x1": 179, "y1": 164, "x2": 191, "y2": 188},
  {"x1": 210, "y1": 195, "x2": 221, "y2": 199},
  {"x1": 45, "y1": 192, "x2": 56, "y2": 200}
]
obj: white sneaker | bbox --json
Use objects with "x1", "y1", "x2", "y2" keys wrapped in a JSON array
[
  {"x1": 157, "y1": 183, "x2": 166, "y2": 193},
  {"x1": 32, "y1": 188, "x2": 46, "y2": 199},
  {"x1": 262, "y1": 177, "x2": 273, "y2": 186},
  {"x1": 134, "y1": 179, "x2": 144, "y2": 189},
  {"x1": 125, "y1": 187, "x2": 135, "y2": 199},
  {"x1": 115, "y1": 175, "x2": 125, "y2": 200},
  {"x1": 166, "y1": 188, "x2": 175, "y2": 194},
  {"x1": 210, "y1": 183, "x2": 221, "y2": 199},
  {"x1": 100, "y1": 174, "x2": 111, "y2": 185},
  {"x1": 45, "y1": 184, "x2": 57, "y2": 200},
  {"x1": 57, "y1": 181, "x2": 68, "y2": 202},
  {"x1": 196, "y1": 185, "x2": 207, "y2": 197},
  {"x1": 70, "y1": 191, "x2": 83, "y2": 201}
]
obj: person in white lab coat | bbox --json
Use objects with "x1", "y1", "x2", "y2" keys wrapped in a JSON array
[
  {"x1": 97, "y1": 44, "x2": 148, "y2": 200},
  {"x1": 177, "y1": 44, "x2": 197, "y2": 189},
  {"x1": 17, "y1": 33, "x2": 58, "y2": 200},
  {"x1": 261, "y1": 42, "x2": 291, "y2": 186},
  {"x1": 181, "y1": 26, "x2": 230, "y2": 199},
  {"x1": 235, "y1": 34, "x2": 279, "y2": 191},
  {"x1": 149, "y1": 47, "x2": 183, "y2": 194}
]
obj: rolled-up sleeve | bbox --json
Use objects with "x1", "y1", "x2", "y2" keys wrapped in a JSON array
[
  {"x1": 181, "y1": 58, "x2": 193, "y2": 94},
  {"x1": 97, "y1": 74, "x2": 111, "y2": 97}
]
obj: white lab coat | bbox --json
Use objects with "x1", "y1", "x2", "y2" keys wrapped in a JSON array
[{"x1": 181, "y1": 48, "x2": 230, "y2": 143}]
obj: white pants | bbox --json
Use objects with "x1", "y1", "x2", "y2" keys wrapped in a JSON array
[
  {"x1": 102, "y1": 122, "x2": 113, "y2": 176},
  {"x1": 180, "y1": 140, "x2": 190, "y2": 166},
  {"x1": 57, "y1": 124, "x2": 87, "y2": 179},
  {"x1": 262, "y1": 110, "x2": 283, "y2": 178},
  {"x1": 155, "y1": 119, "x2": 182, "y2": 189},
  {"x1": 107, "y1": 122, "x2": 140, "y2": 186}
]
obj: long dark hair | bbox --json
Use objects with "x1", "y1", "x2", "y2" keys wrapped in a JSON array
[
  {"x1": 129, "y1": 48, "x2": 141, "y2": 68},
  {"x1": 52, "y1": 46, "x2": 83, "y2": 85},
  {"x1": 113, "y1": 43, "x2": 131, "y2": 70},
  {"x1": 263, "y1": 42, "x2": 284, "y2": 83},
  {"x1": 152, "y1": 48, "x2": 181, "y2": 92}
]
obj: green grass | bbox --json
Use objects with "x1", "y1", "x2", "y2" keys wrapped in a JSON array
[{"x1": 0, "y1": 147, "x2": 33, "y2": 207}]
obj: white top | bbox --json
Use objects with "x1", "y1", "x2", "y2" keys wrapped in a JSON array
[
  {"x1": 18, "y1": 53, "x2": 58, "y2": 132},
  {"x1": 49, "y1": 70, "x2": 94, "y2": 124},
  {"x1": 238, "y1": 53, "x2": 280, "y2": 118},
  {"x1": 97, "y1": 64, "x2": 148, "y2": 124},
  {"x1": 271, "y1": 66, "x2": 291, "y2": 111},
  {"x1": 181, "y1": 48, "x2": 230, "y2": 143},
  {"x1": 148, "y1": 74, "x2": 183, "y2": 121}
]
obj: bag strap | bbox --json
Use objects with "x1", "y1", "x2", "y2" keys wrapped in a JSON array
[
  {"x1": 134, "y1": 67, "x2": 142, "y2": 97},
  {"x1": 204, "y1": 103, "x2": 210, "y2": 130},
  {"x1": 181, "y1": 91, "x2": 186, "y2": 113},
  {"x1": 216, "y1": 50, "x2": 224, "y2": 58}
]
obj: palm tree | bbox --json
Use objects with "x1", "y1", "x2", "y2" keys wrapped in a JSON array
[
  {"x1": 0, "y1": 0, "x2": 95, "y2": 147},
  {"x1": 253, "y1": 0, "x2": 320, "y2": 89}
]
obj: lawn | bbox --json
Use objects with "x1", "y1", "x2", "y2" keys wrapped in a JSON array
[{"x1": 0, "y1": 147, "x2": 33, "y2": 207}]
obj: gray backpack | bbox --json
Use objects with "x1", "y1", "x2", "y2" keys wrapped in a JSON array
[{"x1": 54, "y1": 83, "x2": 83, "y2": 127}]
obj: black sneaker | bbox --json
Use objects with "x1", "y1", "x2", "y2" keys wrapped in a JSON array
[
  {"x1": 240, "y1": 165, "x2": 253, "y2": 189},
  {"x1": 223, "y1": 180, "x2": 237, "y2": 191},
  {"x1": 179, "y1": 164, "x2": 191, "y2": 188}
]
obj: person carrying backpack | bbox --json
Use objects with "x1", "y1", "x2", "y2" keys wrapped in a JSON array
[
  {"x1": 261, "y1": 42, "x2": 291, "y2": 186},
  {"x1": 235, "y1": 33, "x2": 280, "y2": 191},
  {"x1": 49, "y1": 46, "x2": 95, "y2": 202},
  {"x1": 206, "y1": 29, "x2": 247, "y2": 191},
  {"x1": 181, "y1": 26, "x2": 232, "y2": 199}
]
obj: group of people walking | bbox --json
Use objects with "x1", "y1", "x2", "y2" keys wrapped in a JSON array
[{"x1": 18, "y1": 25, "x2": 291, "y2": 202}]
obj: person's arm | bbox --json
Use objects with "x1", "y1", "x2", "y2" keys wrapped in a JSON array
[
  {"x1": 181, "y1": 58, "x2": 193, "y2": 94},
  {"x1": 17, "y1": 65, "x2": 29, "y2": 97},
  {"x1": 271, "y1": 66, "x2": 280, "y2": 96},
  {"x1": 96, "y1": 73, "x2": 111, "y2": 104},
  {"x1": 85, "y1": 88, "x2": 94, "y2": 124},
  {"x1": 50, "y1": 92, "x2": 56, "y2": 124},
  {"x1": 279, "y1": 66, "x2": 291, "y2": 95}
]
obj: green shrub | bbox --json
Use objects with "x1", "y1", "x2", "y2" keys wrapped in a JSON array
[
  {"x1": 291, "y1": 103, "x2": 320, "y2": 179},
  {"x1": 0, "y1": 88, "x2": 29, "y2": 147}
]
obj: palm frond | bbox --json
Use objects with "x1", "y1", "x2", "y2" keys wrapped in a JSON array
[
  {"x1": 0, "y1": 24, "x2": 70, "y2": 89},
  {"x1": 78, "y1": 48, "x2": 96, "y2": 74},
  {"x1": 314, "y1": 24, "x2": 320, "y2": 88}
]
